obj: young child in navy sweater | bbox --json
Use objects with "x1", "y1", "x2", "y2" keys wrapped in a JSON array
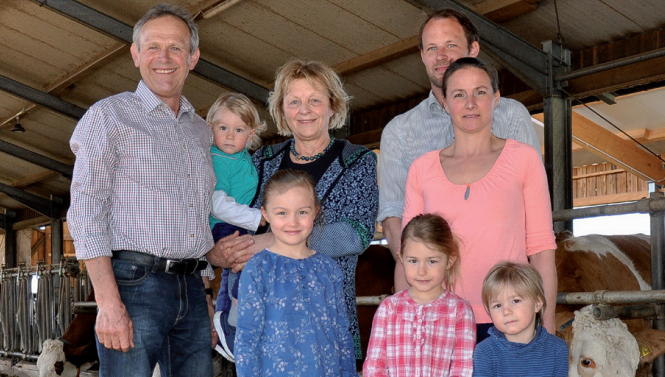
[{"x1": 473, "y1": 262, "x2": 568, "y2": 377}]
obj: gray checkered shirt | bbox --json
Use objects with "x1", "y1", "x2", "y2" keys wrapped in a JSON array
[{"x1": 68, "y1": 81, "x2": 216, "y2": 272}]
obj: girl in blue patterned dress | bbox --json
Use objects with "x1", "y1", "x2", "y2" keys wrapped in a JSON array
[{"x1": 234, "y1": 169, "x2": 357, "y2": 377}]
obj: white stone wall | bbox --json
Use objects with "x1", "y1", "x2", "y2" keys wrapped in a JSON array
[{"x1": 16, "y1": 229, "x2": 32, "y2": 265}]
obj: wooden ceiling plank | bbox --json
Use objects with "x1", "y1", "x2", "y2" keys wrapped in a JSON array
[
  {"x1": 334, "y1": 36, "x2": 419, "y2": 76},
  {"x1": 474, "y1": 0, "x2": 539, "y2": 23},
  {"x1": 10, "y1": 171, "x2": 59, "y2": 189},
  {"x1": 332, "y1": 0, "x2": 541, "y2": 78},
  {"x1": 535, "y1": 113, "x2": 665, "y2": 182},
  {"x1": 0, "y1": 43, "x2": 126, "y2": 131}
]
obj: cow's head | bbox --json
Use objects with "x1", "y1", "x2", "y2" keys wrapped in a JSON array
[
  {"x1": 567, "y1": 306, "x2": 665, "y2": 376},
  {"x1": 37, "y1": 339, "x2": 78, "y2": 377}
]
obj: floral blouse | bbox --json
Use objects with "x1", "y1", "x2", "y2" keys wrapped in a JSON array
[{"x1": 235, "y1": 249, "x2": 357, "y2": 377}]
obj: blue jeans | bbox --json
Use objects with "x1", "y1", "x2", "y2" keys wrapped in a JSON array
[
  {"x1": 96, "y1": 259, "x2": 212, "y2": 377},
  {"x1": 211, "y1": 223, "x2": 247, "y2": 313}
]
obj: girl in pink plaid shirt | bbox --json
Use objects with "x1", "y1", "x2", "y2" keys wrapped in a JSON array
[{"x1": 364, "y1": 214, "x2": 476, "y2": 377}]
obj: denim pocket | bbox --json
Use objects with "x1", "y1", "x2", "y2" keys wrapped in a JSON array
[{"x1": 112, "y1": 259, "x2": 150, "y2": 286}]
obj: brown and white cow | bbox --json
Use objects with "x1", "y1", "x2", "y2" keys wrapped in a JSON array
[{"x1": 555, "y1": 233, "x2": 665, "y2": 377}]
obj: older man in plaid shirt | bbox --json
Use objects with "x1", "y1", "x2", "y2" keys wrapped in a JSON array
[{"x1": 67, "y1": 4, "x2": 217, "y2": 376}]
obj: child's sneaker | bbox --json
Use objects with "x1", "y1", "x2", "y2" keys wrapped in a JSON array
[{"x1": 213, "y1": 311, "x2": 236, "y2": 362}]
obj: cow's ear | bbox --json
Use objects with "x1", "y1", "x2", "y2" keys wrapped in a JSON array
[{"x1": 633, "y1": 329, "x2": 665, "y2": 363}]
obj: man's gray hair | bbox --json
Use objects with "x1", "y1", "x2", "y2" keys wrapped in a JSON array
[{"x1": 133, "y1": 3, "x2": 199, "y2": 53}]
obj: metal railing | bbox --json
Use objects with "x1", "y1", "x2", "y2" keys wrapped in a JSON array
[{"x1": 0, "y1": 257, "x2": 90, "y2": 361}]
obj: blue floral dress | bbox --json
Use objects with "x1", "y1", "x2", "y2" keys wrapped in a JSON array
[{"x1": 235, "y1": 249, "x2": 357, "y2": 377}]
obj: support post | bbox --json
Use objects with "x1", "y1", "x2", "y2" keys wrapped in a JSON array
[
  {"x1": 51, "y1": 218, "x2": 63, "y2": 267},
  {"x1": 2, "y1": 213, "x2": 17, "y2": 268},
  {"x1": 650, "y1": 190, "x2": 665, "y2": 376},
  {"x1": 543, "y1": 41, "x2": 573, "y2": 233}
]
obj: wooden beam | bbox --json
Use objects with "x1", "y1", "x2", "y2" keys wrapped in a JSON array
[
  {"x1": 567, "y1": 53, "x2": 665, "y2": 100},
  {"x1": 0, "y1": 43, "x2": 127, "y2": 132},
  {"x1": 534, "y1": 113, "x2": 665, "y2": 182},
  {"x1": 334, "y1": 36, "x2": 419, "y2": 77},
  {"x1": 506, "y1": 49, "x2": 665, "y2": 110},
  {"x1": 10, "y1": 171, "x2": 59, "y2": 189},
  {"x1": 474, "y1": 0, "x2": 539, "y2": 23},
  {"x1": 574, "y1": 191, "x2": 650, "y2": 207},
  {"x1": 573, "y1": 168, "x2": 626, "y2": 180},
  {"x1": 346, "y1": 128, "x2": 384, "y2": 147},
  {"x1": 333, "y1": 0, "x2": 541, "y2": 78},
  {"x1": 571, "y1": 128, "x2": 665, "y2": 151}
]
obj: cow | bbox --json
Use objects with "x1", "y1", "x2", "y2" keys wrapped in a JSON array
[
  {"x1": 37, "y1": 291, "x2": 97, "y2": 377},
  {"x1": 554, "y1": 232, "x2": 665, "y2": 377},
  {"x1": 36, "y1": 289, "x2": 162, "y2": 377}
]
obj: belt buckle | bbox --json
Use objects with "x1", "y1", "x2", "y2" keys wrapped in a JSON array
[{"x1": 165, "y1": 259, "x2": 178, "y2": 274}]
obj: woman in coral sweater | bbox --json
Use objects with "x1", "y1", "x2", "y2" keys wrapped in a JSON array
[{"x1": 402, "y1": 57, "x2": 557, "y2": 343}]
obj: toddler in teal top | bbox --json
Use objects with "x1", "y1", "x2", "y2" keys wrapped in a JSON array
[{"x1": 206, "y1": 93, "x2": 266, "y2": 362}]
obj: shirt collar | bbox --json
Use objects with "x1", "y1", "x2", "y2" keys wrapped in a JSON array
[
  {"x1": 134, "y1": 80, "x2": 196, "y2": 119},
  {"x1": 398, "y1": 290, "x2": 447, "y2": 321},
  {"x1": 426, "y1": 90, "x2": 446, "y2": 113}
]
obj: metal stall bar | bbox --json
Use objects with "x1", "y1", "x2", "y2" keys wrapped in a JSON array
[
  {"x1": 553, "y1": 195, "x2": 665, "y2": 377},
  {"x1": 551, "y1": 197, "x2": 665, "y2": 221},
  {"x1": 651, "y1": 191, "x2": 665, "y2": 375},
  {"x1": 558, "y1": 289, "x2": 665, "y2": 305}
]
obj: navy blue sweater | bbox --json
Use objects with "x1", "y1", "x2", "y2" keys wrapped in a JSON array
[{"x1": 473, "y1": 326, "x2": 568, "y2": 376}]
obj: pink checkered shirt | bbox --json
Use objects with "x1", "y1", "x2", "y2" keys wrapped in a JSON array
[
  {"x1": 68, "y1": 81, "x2": 216, "y2": 271},
  {"x1": 363, "y1": 289, "x2": 476, "y2": 377}
]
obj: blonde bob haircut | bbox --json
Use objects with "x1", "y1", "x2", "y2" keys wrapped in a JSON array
[
  {"x1": 268, "y1": 59, "x2": 350, "y2": 136},
  {"x1": 481, "y1": 262, "x2": 546, "y2": 327},
  {"x1": 206, "y1": 92, "x2": 267, "y2": 150}
]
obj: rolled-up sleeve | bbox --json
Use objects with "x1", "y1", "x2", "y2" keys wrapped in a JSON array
[
  {"x1": 378, "y1": 118, "x2": 408, "y2": 223},
  {"x1": 67, "y1": 105, "x2": 116, "y2": 260}
]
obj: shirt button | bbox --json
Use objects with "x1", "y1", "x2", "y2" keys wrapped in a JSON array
[
  {"x1": 190, "y1": 234, "x2": 194, "y2": 238},
  {"x1": 187, "y1": 174, "x2": 191, "y2": 178},
  {"x1": 189, "y1": 204, "x2": 193, "y2": 207},
  {"x1": 182, "y1": 144, "x2": 187, "y2": 149}
]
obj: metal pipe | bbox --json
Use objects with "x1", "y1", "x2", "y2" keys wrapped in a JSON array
[
  {"x1": 558, "y1": 289, "x2": 665, "y2": 305},
  {"x1": 356, "y1": 295, "x2": 388, "y2": 306},
  {"x1": 592, "y1": 304, "x2": 661, "y2": 321},
  {"x1": 557, "y1": 47, "x2": 665, "y2": 82},
  {"x1": 651, "y1": 191, "x2": 665, "y2": 376},
  {"x1": 0, "y1": 350, "x2": 39, "y2": 361},
  {"x1": 552, "y1": 197, "x2": 665, "y2": 222}
]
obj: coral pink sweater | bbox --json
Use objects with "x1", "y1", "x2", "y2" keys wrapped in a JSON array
[{"x1": 403, "y1": 140, "x2": 556, "y2": 323}]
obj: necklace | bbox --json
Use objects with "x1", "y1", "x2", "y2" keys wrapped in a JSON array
[{"x1": 290, "y1": 138, "x2": 334, "y2": 162}]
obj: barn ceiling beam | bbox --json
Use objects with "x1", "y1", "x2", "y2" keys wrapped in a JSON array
[
  {"x1": 0, "y1": 140, "x2": 73, "y2": 179},
  {"x1": 571, "y1": 127, "x2": 665, "y2": 152},
  {"x1": 0, "y1": 75, "x2": 86, "y2": 120},
  {"x1": 334, "y1": 0, "x2": 542, "y2": 78},
  {"x1": 533, "y1": 113, "x2": 665, "y2": 182},
  {"x1": 412, "y1": 0, "x2": 552, "y2": 95},
  {"x1": 10, "y1": 171, "x2": 60, "y2": 189},
  {"x1": 334, "y1": 36, "x2": 420, "y2": 77},
  {"x1": 0, "y1": 183, "x2": 68, "y2": 218},
  {"x1": 29, "y1": 0, "x2": 269, "y2": 102},
  {"x1": 0, "y1": 210, "x2": 16, "y2": 232}
]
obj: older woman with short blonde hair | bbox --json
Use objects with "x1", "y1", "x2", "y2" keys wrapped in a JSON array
[{"x1": 210, "y1": 59, "x2": 379, "y2": 362}]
